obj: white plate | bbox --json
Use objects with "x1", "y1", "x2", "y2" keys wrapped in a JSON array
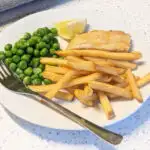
[{"x1": 0, "y1": 8, "x2": 150, "y2": 130}]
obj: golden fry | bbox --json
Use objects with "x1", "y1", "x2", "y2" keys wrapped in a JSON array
[
  {"x1": 42, "y1": 72, "x2": 63, "y2": 82},
  {"x1": 29, "y1": 84, "x2": 53, "y2": 92},
  {"x1": 40, "y1": 57, "x2": 68, "y2": 66},
  {"x1": 45, "y1": 71, "x2": 76, "y2": 99},
  {"x1": 126, "y1": 69, "x2": 143, "y2": 102},
  {"x1": 98, "y1": 92, "x2": 115, "y2": 119},
  {"x1": 66, "y1": 56, "x2": 84, "y2": 62},
  {"x1": 96, "y1": 65, "x2": 124, "y2": 75},
  {"x1": 64, "y1": 73, "x2": 103, "y2": 88},
  {"x1": 55, "y1": 91, "x2": 74, "y2": 101},
  {"x1": 56, "y1": 50, "x2": 142, "y2": 61},
  {"x1": 136, "y1": 73, "x2": 150, "y2": 87},
  {"x1": 89, "y1": 81, "x2": 132, "y2": 99},
  {"x1": 84, "y1": 57, "x2": 113, "y2": 66},
  {"x1": 108, "y1": 59, "x2": 137, "y2": 69},
  {"x1": 108, "y1": 73, "x2": 150, "y2": 99},
  {"x1": 45, "y1": 65, "x2": 71, "y2": 74},
  {"x1": 84, "y1": 85, "x2": 93, "y2": 96},
  {"x1": 74, "y1": 89, "x2": 98, "y2": 106},
  {"x1": 68, "y1": 59, "x2": 96, "y2": 71}
]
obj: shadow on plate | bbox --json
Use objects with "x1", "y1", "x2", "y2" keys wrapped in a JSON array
[
  {"x1": 0, "y1": 0, "x2": 72, "y2": 25},
  {"x1": 1, "y1": 96, "x2": 150, "y2": 150}
]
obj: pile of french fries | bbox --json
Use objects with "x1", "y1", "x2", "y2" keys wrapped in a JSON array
[{"x1": 29, "y1": 49, "x2": 150, "y2": 120}]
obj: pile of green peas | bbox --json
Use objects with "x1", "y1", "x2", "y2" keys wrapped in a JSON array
[{"x1": 0, "y1": 27, "x2": 60, "y2": 85}]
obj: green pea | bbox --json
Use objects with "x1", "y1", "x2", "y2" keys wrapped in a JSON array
[
  {"x1": 43, "y1": 79, "x2": 52, "y2": 85},
  {"x1": 40, "y1": 48, "x2": 48, "y2": 57},
  {"x1": 23, "y1": 32, "x2": 31, "y2": 40},
  {"x1": 38, "y1": 64, "x2": 45, "y2": 71},
  {"x1": 16, "y1": 40, "x2": 27, "y2": 49},
  {"x1": 11, "y1": 48, "x2": 17, "y2": 54},
  {"x1": 16, "y1": 68, "x2": 23, "y2": 75},
  {"x1": 18, "y1": 60, "x2": 27, "y2": 70},
  {"x1": 5, "y1": 44, "x2": 12, "y2": 51},
  {"x1": 36, "y1": 42, "x2": 47, "y2": 49},
  {"x1": 48, "y1": 33, "x2": 53, "y2": 39},
  {"x1": 24, "y1": 67, "x2": 33, "y2": 76},
  {"x1": 31, "y1": 58, "x2": 40, "y2": 68},
  {"x1": 21, "y1": 54, "x2": 31, "y2": 62},
  {"x1": 34, "y1": 49, "x2": 40, "y2": 57},
  {"x1": 5, "y1": 51, "x2": 12, "y2": 57},
  {"x1": 33, "y1": 68, "x2": 42, "y2": 75},
  {"x1": 43, "y1": 27, "x2": 50, "y2": 34},
  {"x1": 19, "y1": 73, "x2": 25, "y2": 80},
  {"x1": 28, "y1": 37, "x2": 37, "y2": 46},
  {"x1": 0, "y1": 51, "x2": 5, "y2": 60},
  {"x1": 12, "y1": 55, "x2": 21, "y2": 63},
  {"x1": 23, "y1": 76, "x2": 31, "y2": 85},
  {"x1": 43, "y1": 35, "x2": 50, "y2": 43},
  {"x1": 52, "y1": 43, "x2": 60, "y2": 50},
  {"x1": 5, "y1": 58, "x2": 12, "y2": 65},
  {"x1": 16, "y1": 49, "x2": 24, "y2": 56},
  {"x1": 46, "y1": 44, "x2": 50, "y2": 49},
  {"x1": 31, "y1": 74, "x2": 39, "y2": 80},
  {"x1": 32, "y1": 36, "x2": 42, "y2": 42},
  {"x1": 9, "y1": 63, "x2": 17, "y2": 71},
  {"x1": 36, "y1": 28, "x2": 48, "y2": 37},
  {"x1": 49, "y1": 48, "x2": 56, "y2": 55},
  {"x1": 50, "y1": 28, "x2": 57, "y2": 36},
  {"x1": 38, "y1": 72, "x2": 43, "y2": 79},
  {"x1": 26, "y1": 47, "x2": 34, "y2": 54},
  {"x1": 31, "y1": 78, "x2": 42, "y2": 85}
]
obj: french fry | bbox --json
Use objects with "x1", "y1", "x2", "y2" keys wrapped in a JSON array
[
  {"x1": 45, "y1": 71, "x2": 76, "y2": 99},
  {"x1": 42, "y1": 72, "x2": 63, "y2": 82},
  {"x1": 89, "y1": 81, "x2": 132, "y2": 99},
  {"x1": 64, "y1": 73, "x2": 103, "y2": 88},
  {"x1": 101, "y1": 76, "x2": 112, "y2": 83},
  {"x1": 84, "y1": 85, "x2": 93, "y2": 96},
  {"x1": 29, "y1": 86, "x2": 73, "y2": 101},
  {"x1": 108, "y1": 73, "x2": 150, "y2": 99},
  {"x1": 112, "y1": 75, "x2": 127, "y2": 84},
  {"x1": 98, "y1": 92, "x2": 115, "y2": 119},
  {"x1": 85, "y1": 57, "x2": 137, "y2": 69},
  {"x1": 44, "y1": 65, "x2": 71, "y2": 74},
  {"x1": 96, "y1": 65, "x2": 124, "y2": 75},
  {"x1": 74, "y1": 89, "x2": 98, "y2": 106},
  {"x1": 126, "y1": 69, "x2": 143, "y2": 102},
  {"x1": 29, "y1": 84, "x2": 53, "y2": 92},
  {"x1": 136, "y1": 73, "x2": 150, "y2": 87},
  {"x1": 40, "y1": 57, "x2": 68, "y2": 66},
  {"x1": 68, "y1": 59, "x2": 96, "y2": 71},
  {"x1": 66, "y1": 56, "x2": 84, "y2": 62},
  {"x1": 108, "y1": 59, "x2": 137, "y2": 69},
  {"x1": 55, "y1": 91, "x2": 74, "y2": 101},
  {"x1": 56, "y1": 50, "x2": 142, "y2": 61},
  {"x1": 84, "y1": 57, "x2": 113, "y2": 66}
]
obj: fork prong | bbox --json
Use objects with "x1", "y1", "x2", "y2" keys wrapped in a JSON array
[
  {"x1": 0, "y1": 70, "x2": 5, "y2": 79},
  {"x1": 0, "y1": 61, "x2": 12, "y2": 76}
]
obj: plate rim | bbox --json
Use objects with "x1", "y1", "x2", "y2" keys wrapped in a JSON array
[{"x1": 0, "y1": 8, "x2": 150, "y2": 130}]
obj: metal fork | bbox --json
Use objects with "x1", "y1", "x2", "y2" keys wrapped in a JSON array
[{"x1": 0, "y1": 60, "x2": 123, "y2": 145}]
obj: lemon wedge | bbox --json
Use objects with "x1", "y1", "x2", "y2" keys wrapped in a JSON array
[{"x1": 55, "y1": 19, "x2": 87, "y2": 40}]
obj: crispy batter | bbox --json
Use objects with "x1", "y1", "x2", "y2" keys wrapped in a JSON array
[{"x1": 67, "y1": 30, "x2": 130, "y2": 52}]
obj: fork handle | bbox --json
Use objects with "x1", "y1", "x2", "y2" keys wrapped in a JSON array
[{"x1": 29, "y1": 93, "x2": 122, "y2": 145}]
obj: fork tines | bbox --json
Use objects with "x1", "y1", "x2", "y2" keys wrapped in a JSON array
[{"x1": 0, "y1": 61, "x2": 11, "y2": 80}]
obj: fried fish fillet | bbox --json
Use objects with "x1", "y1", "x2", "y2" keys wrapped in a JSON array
[{"x1": 67, "y1": 30, "x2": 131, "y2": 52}]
